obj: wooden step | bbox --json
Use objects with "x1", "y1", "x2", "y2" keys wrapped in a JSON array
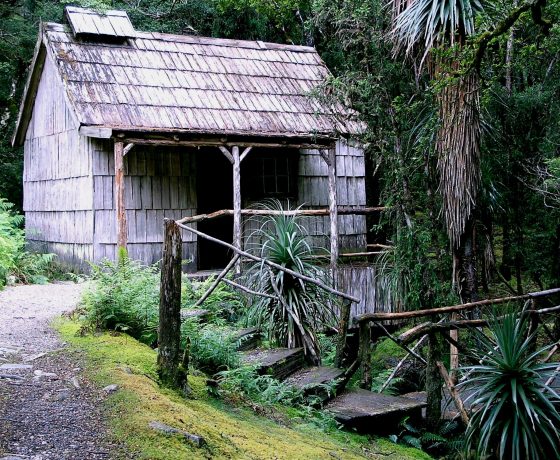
[
  {"x1": 241, "y1": 348, "x2": 305, "y2": 380},
  {"x1": 284, "y1": 366, "x2": 345, "y2": 402},
  {"x1": 233, "y1": 327, "x2": 261, "y2": 351},
  {"x1": 325, "y1": 388, "x2": 426, "y2": 434}
]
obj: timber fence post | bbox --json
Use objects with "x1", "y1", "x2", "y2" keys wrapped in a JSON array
[
  {"x1": 157, "y1": 219, "x2": 183, "y2": 387},
  {"x1": 426, "y1": 330, "x2": 443, "y2": 430},
  {"x1": 334, "y1": 299, "x2": 352, "y2": 368},
  {"x1": 359, "y1": 321, "x2": 372, "y2": 389}
]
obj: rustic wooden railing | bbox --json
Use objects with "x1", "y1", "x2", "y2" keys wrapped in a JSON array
[{"x1": 352, "y1": 287, "x2": 560, "y2": 427}]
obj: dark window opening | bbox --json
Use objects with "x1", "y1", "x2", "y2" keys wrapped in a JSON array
[{"x1": 242, "y1": 149, "x2": 298, "y2": 201}]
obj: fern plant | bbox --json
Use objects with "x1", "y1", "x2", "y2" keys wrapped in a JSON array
[
  {"x1": 0, "y1": 198, "x2": 24, "y2": 286},
  {"x1": 461, "y1": 314, "x2": 560, "y2": 460},
  {"x1": 243, "y1": 201, "x2": 336, "y2": 363}
]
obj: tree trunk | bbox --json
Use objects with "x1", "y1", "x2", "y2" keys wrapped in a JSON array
[{"x1": 157, "y1": 219, "x2": 183, "y2": 387}]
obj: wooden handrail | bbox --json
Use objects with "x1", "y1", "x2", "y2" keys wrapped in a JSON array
[
  {"x1": 176, "y1": 206, "x2": 387, "y2": 224},
  {"x1": 355, "y1": 287, "x2": 560, "y2": 323},
  {"x1": 175, "y1": 221, "x2": 360, "y2": 303}
]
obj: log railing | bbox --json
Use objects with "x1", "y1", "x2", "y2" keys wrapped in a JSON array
[{"x1": 353, "y1": 287, "x2": 560, "y2": 426}]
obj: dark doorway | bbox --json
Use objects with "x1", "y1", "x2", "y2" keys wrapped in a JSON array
[{"x1": 197, "y1": 148, "x2": 233, "y2": 270}]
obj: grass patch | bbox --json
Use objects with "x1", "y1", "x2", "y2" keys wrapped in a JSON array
[{"x1": 56, "y1": 319, "x2": 430, "y2": 460}]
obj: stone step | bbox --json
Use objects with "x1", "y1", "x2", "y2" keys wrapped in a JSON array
[
  {"x1": 325, "y1": 388, "x2": 426, "y2": 434},
  {"x1": 241, "y1": 347, "x2": 305, "y2": 381},
  {"x1": 233, "y1": 327, "x2": 261, "y2": 351}
]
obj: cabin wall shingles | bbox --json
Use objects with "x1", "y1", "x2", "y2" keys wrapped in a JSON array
[
  {"x1": 92, "y1": 144, "x2": 197, "y2": 268},
  {"x1": 23, "y1": 55, "x2": 93, "y2": 268},
  {"x1": 242, "y1": 139, "x2": 367, "y2": 253},
  {"x1": 297, "y1": 139, "x2": 367, "y2": 251}
]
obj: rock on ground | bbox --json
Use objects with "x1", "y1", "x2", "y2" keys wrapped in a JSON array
[{"x1": 0, "y1": 282, "x2": 130, "y2": 459}]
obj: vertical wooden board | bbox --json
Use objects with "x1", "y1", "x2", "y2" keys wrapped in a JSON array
[
  {"x1": 356, "y1": 177, "x2": 366, "y2": 205},
  {"x1": 336, "y1": 178, "x2": 348, "y2": 206},
  {"x1": 93, "y1": 148, "x2": 109, "y2": 176},
  {"x1": 298, "y1": 150, "x2": 308, "y2": 176},
  {"x1": 124, "y1": 175, "x2": 133, "y2": 209},
  {"x1": 108, "y1": 147, "x2": 115, "y2": 175},
  {"x1": 178, "y1": 178, "x2": 188, "y2": 208},
  {"x1": 131, "y1": 176, "x2": 142, "y2": 209},
  {"x1": 319, "y1": 177, "x2": 330, "y2": 206},
  {"x1": 169, "y1": 176, "x2": 179, "y2": 209},
  {"x1": 170, "y1": 150, "x2": 181, "y2": 176},
  {"x1": 127, "y1": 210, "x2": 136, "y2": 242},
  {"x1": 135, "y1": 209, "x2": 147, "y2": 243},
  {"x1": 355, "y1": 215, "x2": 366, "y2": 235},
  {"x1": 135, "y1": 149, "x2": 146, "y2": 176},
  {"x1": 146, "y1": 209, "x2": 159, "y2": 242},
  {"x1": 152, "y1": 176, "x2": 162, "y2": 209},
  {"x1": 346, "y1": 177, "x2": 356, "y2": 205},
  {"x1": 146, "y1": 150, "x2": 156, "y2": 176},
  {"x1": 355, "y1": 155, "x2": 365, "y2": 177},
  {"x1": 160, "y1": 176, "x2": 171, "y2": 209},
  {"x1": 103, "y1": 176, "x2": 114, "y2": 209},
  {"x1": 336, "y1": 153, "x2": 346, "y2": 177},
  {"x1": 139, "y1": 176, "x2": 152, "y2": 209},
  {"x1": 125, "y1": 150, "x2": 136, "y2": 175},
  {"x1": 188, "y1": 176, "x2": 196, "y2": 205},
  {"x1": 180, "y1": 151, "x2": 190, "y2": 176}
]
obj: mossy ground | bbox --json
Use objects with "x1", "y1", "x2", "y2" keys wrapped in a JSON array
[{"x1": 56, "y1": 319, "x2": 431, "y2": 460}]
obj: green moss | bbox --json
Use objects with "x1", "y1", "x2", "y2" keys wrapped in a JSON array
[
  {"x1": 56, "y1": 319, "x2": 430, "y2": 460},
  {"x1": 371, "y1": 336, "x2": 407, "y2": 373}
]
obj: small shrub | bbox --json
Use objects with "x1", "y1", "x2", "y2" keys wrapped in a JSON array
[
  {"x1": 83, "y1": 256, "x2": 160, "y2": 345},
  {"x1": 83, "y1": 256, "x2": 245, "y2": 373},
  {"x1": 243, "y1": 201, "x2": 337, "y2": 362},
  {"x1": 461, "y1": 314, "x2": 560, "y2": 460},
  {"x1": 182, "y1": 275, "x2": 245, "y2": 322},
  {"x1": 0, "y1": 198, "x2": 56, "y2": 287},
  {"x1": 181, "y1": 320, "x2": 240, "y2": 373},
  {"x1": 215, "y1": 365, "x2": 305, "y2": 406}
]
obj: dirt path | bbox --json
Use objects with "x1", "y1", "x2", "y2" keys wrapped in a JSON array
[{"x1": 0, "y1": 283, "x2": 126, "y2": 460}]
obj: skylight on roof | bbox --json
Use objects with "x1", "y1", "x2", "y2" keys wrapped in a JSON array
[{"x1": 65, "y1": 6, "x2": 135, "y2": 40}]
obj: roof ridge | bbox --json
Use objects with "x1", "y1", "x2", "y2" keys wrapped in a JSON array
[{"x1": 42, "y1": 21, "x2": 317, "y2": 53}]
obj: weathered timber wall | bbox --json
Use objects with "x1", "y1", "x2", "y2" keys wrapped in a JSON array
[
  {"x1": 23, "y1": 54, "x2": 93, "y2": 269},
  {"x1": 336, "y1": 264, "x2": 393, "y2": 318},
  {"x1": 242, "y1": 139, "x2": 367, "y2": 252},
  {"x1": 91, "y1": 142, "x2": 197, "y2": 268}
]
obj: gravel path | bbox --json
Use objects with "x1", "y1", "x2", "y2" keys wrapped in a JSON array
[{"x1": 0, "y1": 282, "x2": 126, "y2": 460}]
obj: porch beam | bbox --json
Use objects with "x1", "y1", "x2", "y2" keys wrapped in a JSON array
[
  {"x1": 240, "y1": 146, "x2": 253, "y2": 162},
  {"x1": 114, "y1": 141, "x2": 127, "y2": 251},
  {"x1": 218, "y1": 146, "x2": 234, "y2": 164},
  {"x1": 123, "y1": 143, "x2": 135, "y2": 155}
]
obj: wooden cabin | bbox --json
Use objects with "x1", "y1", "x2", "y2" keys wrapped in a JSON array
[{"x1": 13, "y1": 7, "x2": 373, "y2": 286}]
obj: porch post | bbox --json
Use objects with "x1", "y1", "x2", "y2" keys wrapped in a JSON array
[
  {"x1": 114, "y1": 140, "x2": 127, "y2": 252},
  {"x1": 327, "y1": 147, "x2": 338, "y2": 279},
  {"x1": 232, "y1": 146, "x2": 242, "y2": 274}
]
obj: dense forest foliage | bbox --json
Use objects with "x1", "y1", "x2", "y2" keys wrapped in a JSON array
[{"x1": 1, "y1": 0, "x2": 559, "y2": 307}]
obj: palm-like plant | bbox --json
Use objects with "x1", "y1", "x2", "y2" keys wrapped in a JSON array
[
  {"x1": 243, "y1": 201, "x2": 336, "y2": 363},
  {"x1": 390, "y1": 0, "x2": 484, "y2": 301},
  {"x1": 461, "y1": 314, "x2": 560, "y2": 459}
]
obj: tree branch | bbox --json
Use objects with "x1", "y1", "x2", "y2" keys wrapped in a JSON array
[{"x1": 472, "y1": 0, "x2": 552, "y2": 71}]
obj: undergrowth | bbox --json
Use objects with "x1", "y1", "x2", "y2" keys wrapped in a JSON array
[
  {"x1": 0, "y1": 197, "x2": 56, "y2": 288},
  {"x1": 56, "y1": 320, "x2": 430, "y2": 459}
]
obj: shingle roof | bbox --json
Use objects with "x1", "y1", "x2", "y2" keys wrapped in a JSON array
[{"x1": 15, "y1": 13, "x2": 362, "y2": 144}]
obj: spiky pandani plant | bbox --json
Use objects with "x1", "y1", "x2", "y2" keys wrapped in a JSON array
[
  {"x1": 461, "y1": 313, "x2": 560, "y2": 460},
  {"x1": 243, "y1": 201, "x2": 336, "y2": 363}
]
